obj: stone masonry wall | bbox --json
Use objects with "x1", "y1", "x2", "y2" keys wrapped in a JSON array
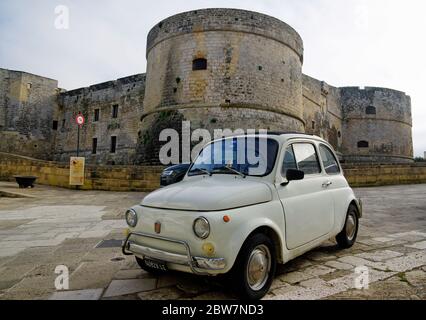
[
  {"x1": 0, "y1": 152, "x2": 163, "y2": 192},
  {"x1": 53, "y1": 74, "x2": 146, "y2": 165},
  {"x1": 302, "y1": 74, "x2": 343, "y2": 153},
  {"x1": 1, "y1": 152, "x2": 425, "y2": 191},
  {"x1": 0, "y1": 9, "x2": 415, "y2": 165},
  {"x1": 343, "y1": 163, "x2": 426, "y2": 187},
  {"x1": 341, "y1": 87, "x2": 413, "y2": 163},
  {"x1": 140, "y1": 8, "x2": 305, "y2": 164},
  {"x1": 0, "y1": 68, "x2": 59, "y2": 160}
]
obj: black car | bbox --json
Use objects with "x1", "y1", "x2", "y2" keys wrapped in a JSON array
[{"x1": 160, "y1": 163, "x2": 191, "y2": 186}]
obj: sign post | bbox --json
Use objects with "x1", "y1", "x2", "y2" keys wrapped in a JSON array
[
  {"x1": 75, "y1": 113, "x2": 85, "y2": 157},
  {"x1": 70, "y1": 113, "x2": 86, "y2": 187}
]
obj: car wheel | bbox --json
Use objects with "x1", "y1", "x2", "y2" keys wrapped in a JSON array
[
  {"x1": 230, "y1": 233, "x2": 276, "y2": 300},
  {"x1": 135, "y1": 257, "x2": 168, "y2": 275},
  {"x1": 336, "y1": 204, "x2": 359, "y2": 249}
]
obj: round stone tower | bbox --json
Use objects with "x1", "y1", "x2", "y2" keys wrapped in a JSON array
[
  {"x1": 138, "y1": 8, "x2": 304, "y2": 164},
  {"x1": 340, "y1": 87, "x2": 413, "y2": 163}
]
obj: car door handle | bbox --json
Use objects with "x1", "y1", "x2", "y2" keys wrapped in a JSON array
[{"x1": 322, "y1": 181, "x2": 332, "y2": 188}]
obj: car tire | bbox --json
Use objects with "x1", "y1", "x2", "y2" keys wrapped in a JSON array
[
  {"x1": 336, "y1": 204, "x2": 359, "y2": 249},
  {"x1": 135, "y1": 257, "x2": 168, "y2": 275},
  {"x1": 230, "y1": 233, "x2": 276, "y2": 300}
]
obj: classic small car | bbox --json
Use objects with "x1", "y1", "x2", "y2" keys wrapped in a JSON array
[{"x1": 122, "y1": 133, "x2": 362, "y2": 299}]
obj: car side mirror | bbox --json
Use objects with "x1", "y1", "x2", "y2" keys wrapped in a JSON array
[
  {"x1": 281, "y1": 169, "x2": 304, "y2": 186},
  {"x1": 287, "y1": 169, "x2": 304, "y2": 181}
]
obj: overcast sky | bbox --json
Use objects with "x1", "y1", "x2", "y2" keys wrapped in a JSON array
[{"x1": 0, "y1": 0, "x2": 425, "y2": 156}]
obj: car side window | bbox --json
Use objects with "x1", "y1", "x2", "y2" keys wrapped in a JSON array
[
  {"x1": 292, "y1": 143, "x2": 321, "y2": 175},
  {"x1": 281, "y1": 145, "x2": 298, "y2": 176},
  {"x1": 319, "y1": 144, "x2": 341, "y2": 174}
]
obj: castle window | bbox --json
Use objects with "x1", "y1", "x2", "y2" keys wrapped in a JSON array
[
  {"x1": 192, "y1": 58, "x2": 207, "y2": 71},
  {"x1": 27, "y1": 83, "x2": 32, "y2": 89},
  {"x1": 312, "y1": 121, "x2": 316, "y2": 130},
  {"x1": 366, "y1": 106, "x2": 376, "y2": 115},
  {"x1": 52, "y1": 121, "x2": 58, "y2": 131},
  {"x1": 94, "y1": 109, "x2": 100, "y2": 122},
  {"x1": 62, "y1": 119, "x2": 66, "y2": 128},
  {"x1": 112, "y1": 104, "x2": 119, "y2": 118},
  {"x1": 92, "y1": 138, "x2": 98, "y2": 154},
  {"x1": 338, "y1": 131, "x2": 341, "y2": 138},
  {"x1": 110, "y1": 136, "x2": 117, "y2": 153},
  {"x1": 357, "y1": 140, "x2": 369, "y2": 148}
]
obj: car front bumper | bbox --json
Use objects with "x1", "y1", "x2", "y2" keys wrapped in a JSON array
[{"x1": 122, "y1": 232, "x2": 226, "y2": 275}]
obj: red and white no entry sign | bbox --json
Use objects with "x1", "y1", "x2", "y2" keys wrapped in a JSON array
[{"x1": 75, "y1": 114, "x2": 85, "y2": 126}]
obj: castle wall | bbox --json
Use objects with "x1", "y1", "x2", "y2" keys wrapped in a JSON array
[
  {"x1": 341, "y1": 87, "x2": 413, "y2": 163},
  {"x1": 0, "y1": 68, "x2": 58, "y2": 160},
  {"x1": 302, "y1": 74, "x2": 343, "y2": 153},
  {"x1": 138, "y1": 8, "x2": 305, "y2": 164},
  {"x1": 53, "y1": 74, "x2": 145, "y2": 165},
  {"x1": 0, "y1": 9, "x2": 415, "y2": 166},
  {"x1": 0, "y1": 69, "x2": 9, "y2": 128}
]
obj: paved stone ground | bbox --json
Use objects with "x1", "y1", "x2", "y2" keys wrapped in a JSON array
[{"x1": 0, "y1": 181, "x2": 425, "y2": 300}]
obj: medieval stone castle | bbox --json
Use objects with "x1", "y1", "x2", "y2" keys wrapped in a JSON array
[{"x1": 0, "y1": 9, "x2": 413, "y2": 166}]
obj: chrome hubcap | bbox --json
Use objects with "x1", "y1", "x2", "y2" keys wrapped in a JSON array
[
  {"x1": 346, "y1": 213, "x2": 357, "y2": 241},
  {"x1": 246, "y1": 244, "x2": 271, "y2": 291}
]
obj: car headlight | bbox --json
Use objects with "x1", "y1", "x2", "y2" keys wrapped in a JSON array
[
  {"x1": 125, "y1": 209, "x2": 138, "y2": 228},
  {"x1": 193, "y1": 217, "x2": 210, "y2": 239}
]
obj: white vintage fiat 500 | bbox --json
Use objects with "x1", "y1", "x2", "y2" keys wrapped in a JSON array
[{"x1": 122, "y1": 133, "x2": 362, "y2": 299}]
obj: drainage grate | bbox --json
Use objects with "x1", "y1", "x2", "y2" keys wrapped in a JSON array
[{"x1": 95, "y1": 239, "x2": 123, "y2": 248}]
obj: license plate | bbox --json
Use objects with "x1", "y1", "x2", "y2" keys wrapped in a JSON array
[{"x1": 144, "y1": 258, "x2": 168, "y2": 271}]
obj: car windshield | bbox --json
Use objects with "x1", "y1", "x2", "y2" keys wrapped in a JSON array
[{"x1": 188, "y1": 137, "x2": 279, "y2": 177}]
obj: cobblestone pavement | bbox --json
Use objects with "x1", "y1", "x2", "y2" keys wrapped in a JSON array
[{"x1": 0, "y1": 182, "x2": 425, "y2": 300}]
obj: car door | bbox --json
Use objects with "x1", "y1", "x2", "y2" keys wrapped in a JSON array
[
  {"x1": 277, "y1": 141, "x2": 335, "y2": 250},
  {"x1": 318, "y1": 143, "x2": 348, "y2": 225}
]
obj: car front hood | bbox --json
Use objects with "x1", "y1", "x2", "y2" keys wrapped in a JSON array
[{"x1": 141, "y1": 176, "x2": 273, "y2": 211}]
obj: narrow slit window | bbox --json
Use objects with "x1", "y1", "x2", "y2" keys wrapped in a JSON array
[
  {"x1": 52, "y1": 120, "x2": 58, "y2": 130},
  {"x1": 112, "y1": 105, "x2": 119, "y2": 118},
  {"x1": 94, "y1": 109, "x2": 100, "y2": 122},
  {"x1": 110, "y1": 136, "x2": 117, "y2": 153},
  {"x1": 192, "y1": 58, "x2": 207, "y2": 71},
  {"x1": 357, "y1": 141, "x2": 369, "y2": 148},
  {"x1": 92, "y1": 138, "x2": 98, "y2": 154},
  {"x1": 366, "y1": 106, "x2": 376, "y2": 115}
]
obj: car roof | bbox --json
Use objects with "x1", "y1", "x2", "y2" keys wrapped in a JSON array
[{"x1": 215, "y1": 132, "x2": 328, "y2": 144}]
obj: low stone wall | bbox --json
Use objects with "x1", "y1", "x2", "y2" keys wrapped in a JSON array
[
  {"x1": 1, "y1": 152, "x2": 426, "y2": 191},
  {"x1": 0, "y1": 153, "x2": 163, "y2": 192},
  {"x1": 342, "y1": 163, "x2": 426, "y2": 187}
]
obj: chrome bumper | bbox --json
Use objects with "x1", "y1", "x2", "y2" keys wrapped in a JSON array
[{"x1": 122, "y1": 232, "x2": 226, "y2": 275}]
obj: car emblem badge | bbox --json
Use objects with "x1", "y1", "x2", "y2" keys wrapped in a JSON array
[{"x1": 154, "y1": 221, "x2": 161, "y2": 234}]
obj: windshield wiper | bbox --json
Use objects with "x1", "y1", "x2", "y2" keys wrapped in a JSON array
[
  {"x1": 212, "y1": 165, "x2": 246, "y2": 178},
  {"x1": 190, "y1": 167, "x2": 212, "y2": 176}
]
